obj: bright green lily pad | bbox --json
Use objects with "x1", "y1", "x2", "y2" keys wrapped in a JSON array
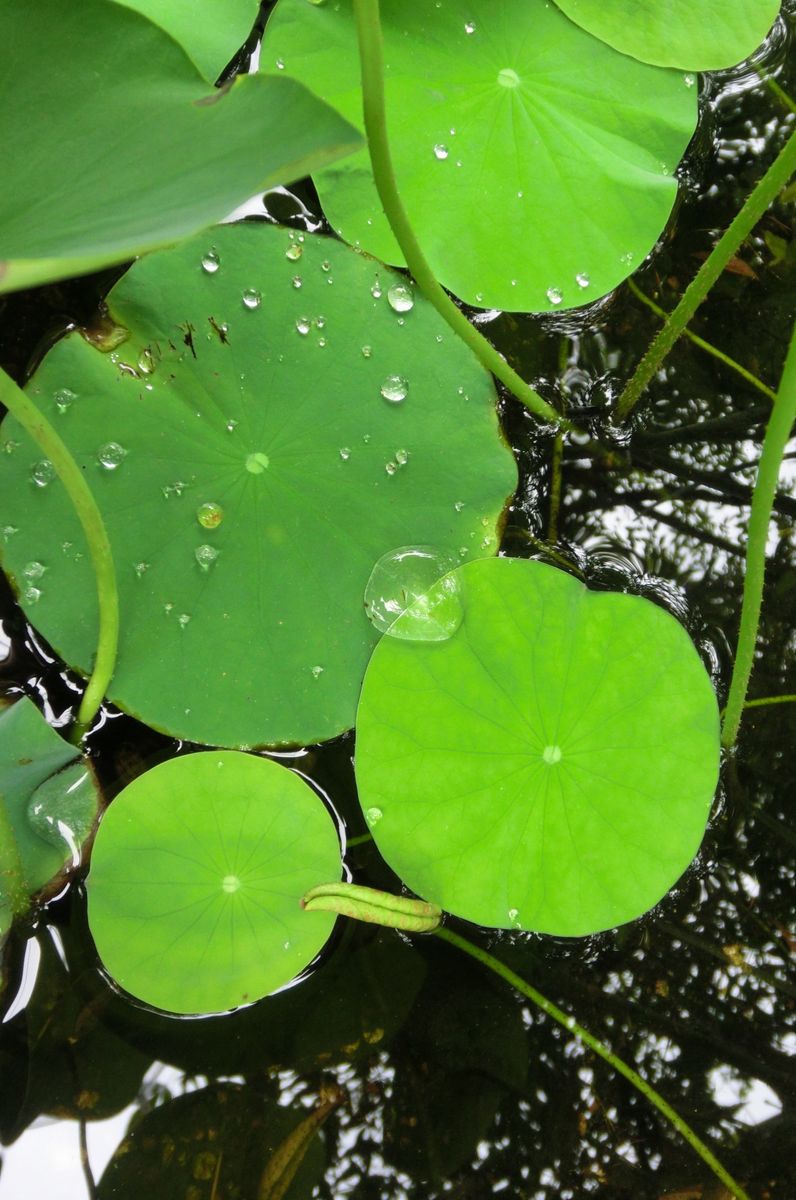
[
  {"x1": 262, "y1": 0, "x2": 697, "y2": 311},
  {"x1": 552, "y1": 0, "x2": 781, "y2": 70},
  {"x1": 112, "y1": 0, "x2": 260, "y2": 81},
  {"x1": 0, "y1": 222, "x2": 516, "y2": 747},
  {"x1": 355, "y1": 558, "x2": 720, "y2": 936},
  {"x1": 0, "y1": 698, "x2": 100, "y2": 903},
  {"x1": 87, "y1": 751, "x2": 342, "y2": 1015},
  {"x1": 0, "y1": 0, "x2": 361, "y2": 295}
]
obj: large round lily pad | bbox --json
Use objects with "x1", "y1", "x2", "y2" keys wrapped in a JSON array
[
  {"x1": 0, "y1": 222, "x2": 516, "y2": 747},
  {"x1": 0, "y1": 0, "x2": 361, "y2": 294},
  {"x1": 355, "y1": 558, "x2": 720, "y2": 936},
  {"x1": 262, "y1": 0, "x2": 697, "y2": 312},
  {"x1": 87, "y1": 751, "x2": 342, "y2": 1014},
  {"x1": 552, "y1": 0, "x2": 781, "y2": 70}
]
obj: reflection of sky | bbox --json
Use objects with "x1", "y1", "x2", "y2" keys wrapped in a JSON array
[{"x1": 707, "y1": 1064, "x2": 782, "y2": 1126}]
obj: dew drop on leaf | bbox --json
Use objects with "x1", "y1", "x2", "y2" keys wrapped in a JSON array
[
  {"x1": 31, "y1": 459, "x2": 55, "y2": 488},
  {"x1": 201, "y1": 249, "x2": 220, "y2": 274},
  {"x1": 196, "y1": 501, "x2": 224, "y2": 529},
  {"x1": 97, "y1": 442, "x2": 127, "y2": 470},
  {"x1": 380, "y1": 374, "x2": 408, "y2": 403},
  {"x1": 364, "y1": 545, "x2": 463, "y2": 642},
  {"x1": 388, "y1": 284, "x2": 414, "y2": 313}
]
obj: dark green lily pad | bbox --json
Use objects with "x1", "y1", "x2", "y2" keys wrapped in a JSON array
[
  {"x1": 553, "y1": 0, "x2": 781, "y2": 70},
  {"x1": 0, "y1": 698, "x2": 100, "y2": 905},
  {"x1": 263, "y1": 0, "x2": 697, "y2": 311},
  {"x1": 355, "y1": 558, "x2": 720, "y2": 936},
  {"x1": 113, "y1": 0, "x2": 260, "y2": 80},
  {"x1": 87, "y1": 751, "x2": 342, "y2": 1014},
  {"x1": 0, "y1": 0, "x2": 361, "y2": 294},
  {"x1": 0, "y1": 222, "x2": 516, "y2": 747}
]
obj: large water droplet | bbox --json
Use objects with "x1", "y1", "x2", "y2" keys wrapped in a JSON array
[
  {"x1": 339, "y1": 447, "x2": 351, "y2": 461},
  {"x1": 388, "y1": 284, "x2": 414, "y2": 313},
  {"x1": 285, "y1": 242, "x2": 303, "y2": 262},
  {"x1": 22, "y1": 561, "x2": 46, "y2": 581},
  {"x1": 53, "y1": 387, "x2": 77, "y2": 414},
  {"x1": 546, "y1": 286, "x2": 563, "y2": 306},
  {"x1": 296, "y1": 316, "x2": 311, "y2": 336},
  {"x1": 201, "y1": 249, "x2": 220, "y2": 274},
  {"x1": 197, "y1": 501, "x2": 224, "y2": 529},
  {"x1": 575, "y1": 273, "x2": 590, "y2": 289},
  {"x1": 31, "y1": 459, "x2": 55, "y2": 488},
  {"x1": 380, "y1": 374, "x2": 408, "y2": 403},
  {"x1": 23, "y1": 585, "x2": 42, "y2": 605},
  {"x1": 395, "y1": 448, "x2": 409, "y2": 466},
  {"x1": 195, "y1": 544, "x2": 220, "y2": 571},
  {"x1": 245, "y1": 452, "x2": 270, "y2": 474},
  {"x1": 97, "y1": 442, "x2": 127, "y2": 470},
  {"x1": 464, "y1": 20, "x2": 476, "y2": 33},
  {"x1": 364, "y1": 545, "x2": 463, "y2": 642},
  {"x1": 433, "y1": 143, "x2": 449, "y2": 160},
  {"x1": 242, "y1": 288, "x2": 262, "y2": 310}
]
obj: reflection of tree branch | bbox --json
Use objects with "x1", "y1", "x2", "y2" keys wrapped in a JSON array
[
  {"x1": 640, "y1": 505, "x2": 745, "y2": 557},
  {"x1": 634, "y1": 452, "x2": 796, "y2": 518}
]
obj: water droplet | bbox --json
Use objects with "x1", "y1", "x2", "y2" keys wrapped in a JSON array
[
  {"x1": 366, "y1": 806, "x2": 383, "y2": 827},
  {"x1": 31, "y1": 459, "x2": 55, "y2": 488},
  {"x1": 2, "y1": 526, "x2": 18, "y2": 542},
  {"x1": 164, "y1": 602, "x2": 174, "y2": 616},
  {"x1": 162, "y1": 480, "x2": 186, "y2": 499},
  {"x1": 508, "y1": 908, "x2": 522, "y2": 929},
  {"x1": 292, "y1": 276, "x2": 303, "y2": 289},
  {"x1": 575, "y1": 272, "x2": 590, "y2": 289},
  {"x1": 464, "y1": 20, "x2": 476, "y2": 33},
  {"x1": 620, "y1": 251, "x2": 635, "y2": 265},
  {"x1": 246, "y1": 451, "x2": 270, "y2": 474},
  {"x1": 395, "y1": 448, "x2": 409, "y2": 466},
  {"x1": 388, "y1": 284, "x2": 414, "y2": 313},
  {"x1": 683, "y1": 73, "x2": 696, "y2": 88},
  {"x1": 133, "y1": 561, "x2": 150, "y2": 577},
  {"x1": 321, "y1": 259, "x2": 331, "y2": 272},
  {"x1": 498, "y1": 67, "x2": 520, "y2": 88},
  {"x1": 296, "y1": 316, "x2": 311, "y2": 336},
  {"x1": 226, "y1": 418, "x2": 239, "y2": 433},
  {"x1": 97, "y1": 442, "x2": 127, "y2": 470},
  {"x1": 380, "y1": 374, "x2": 408, "y2": 403},
  {"x1": 22, "y1": 561, "x2": 46, "y2": 581},
  {"x1": 275, "y1": 57, "x2": 285, "y2": 70},
  {"x1": 283, "y1": 939, "x2": 291, "y2": 950},
  {"x1": 195, "y1": 544, "x2": 220, "y2": 571},
  {"x1": 385, "y1": 461, "x2": 397, "y2": 476},
  {"x1": 2, "y1": 439, "x2": 20, "y2": 454},
  {"x1": 201, "y1": 249, "x2": 220, "y2": 274},
  {"x1": 177, "y1": 612, "x2": 191, "y2": 628},
  {"x1": 285, "y1": 242, "x2": 303, "y2": 262},
  {"x1": 317, "y1": 336, "x2": 327, "y2": 348},
  {"x1": 542, "y1": 744, "x2": 562, "y2": 765},
  {"x1": 546, "y1": 286, "x2": 563, "y2": 306},
  {"x1": 454, "y1": 500, "x2": 465, "y2": 512},
  {"x1": 371, "y1": 276, "x2": 383, "y2": 299},
  {"x1": 137, "y1": 347, "x2": 155, "y2": 375},
  {"x1": 361, "y1": 344, "x2": 373, "y2": 358},
  {"x1": 23, "y1": 586, "x2": 42, "y2": 605},
  {"x1": 196, "y1": 501, "x2": 224, "y2": 529},
  {"x1": 364, "y1": 545, "x2": 463, "y2": 642},
  {"x1": 433, "y1": 143, "x2": 449, "y2": 160},
  {"x1": 339, "y1": 447, "x2": 351, "y2": 460},
  {"x1": 311, "y1": 665, "x2": 324, "y2": 678},
  {"x1": 53, "y1": 387, "x2": 77, "y2": 413},
  {"x1": 242, "y1": 288, "x2": 262, "y2": 310}
]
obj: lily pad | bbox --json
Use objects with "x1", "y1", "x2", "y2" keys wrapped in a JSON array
[
  {"x1": 0, "y1": 222, "x2": 516, "y2": 747},
  {"x1": 552, "y1": 0, "x2": 781, "y2": 70},
  {"x1": 355, "y1": 558, "x2": 720, "y2": 936},
  {"x1": 86, "y1": 751, "x2": 342, "y2": 1014},
  {"x1": 262, "y1": 0, "x2": 697, "y2": 311},
  {"x1": 0, "y1": 0, "x2": 361, "y2": 294},
  {"x1": 0, "y1": 698, "x2": 100, "y2": 904},
  {"x1": 112, "y1": 0, "x2": 260, "y2": 81}
]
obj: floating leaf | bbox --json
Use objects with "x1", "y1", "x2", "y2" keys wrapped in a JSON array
[
  {"x1": 112, "y1": 0, "x2": 260, "y2": 81},
  {"x1": 552, "y1": 0, "x2": 781, "y2": 70},
  {"x1": 263, "y1": 0, "x2": 697, "y2": 311},
  {"x1": 0, "y1": 698, "x2": 100, "y2": 905},
  {"x1": 0, "y1": 0, "x2": 361, "y2": 294},
  {"x1": 355, "y1": 558, "x2": 720, "y2": 936},
  {"x1": 0, "y1": 222, "x2": 515, "y2": 747},
  {"x1": 87, "y1": 751, "x2": 342, "y2": 1014}
]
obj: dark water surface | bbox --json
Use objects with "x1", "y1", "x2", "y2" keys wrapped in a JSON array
[{"x1": 1, "y1": 6, "x2": 795, "y2": 1198}]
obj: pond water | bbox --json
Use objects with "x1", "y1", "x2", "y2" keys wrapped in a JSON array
[{"x1": 1, "y1": 5, "x2": 795, "y2": 1197}]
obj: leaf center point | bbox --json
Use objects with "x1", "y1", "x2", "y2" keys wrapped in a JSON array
[
  {"x1": 245, "y1": 452, "x2": 270, "y2": 474},
  {"x1": 497, "y1": 68, "x2": 521, "y2": 89},
  {"x1": 542, "y1": 744, "x2": 562, "y2": 765},
  {"x1": 221, "y1": 873, "x2": 242, "y2": 893}
]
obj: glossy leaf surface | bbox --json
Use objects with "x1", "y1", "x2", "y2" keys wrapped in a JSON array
[
  {"x1": 0, "y1": 223, "x2": 515, "y2": 747},
  {"x1": 112, "y1": 0, "x2": 259, "y2": 80},
  {"x1": 263, "y1": 0, "x2": 697, "y2": 311},
  {"x1": 356, "y1": 558, "x2": 720, "y2": 936},
  {"x1": 0, "y1": 699, "x2": 99, "y2": 900},
  {"x1": 552, "y1": 0, "x2": 781, "y2": 69},
  {"x1": 0, "y1": 0, "x2": 361, "y2": 294},
  {"x1": 87, "y1": 752, "x2": 342, "y2": 1015}
]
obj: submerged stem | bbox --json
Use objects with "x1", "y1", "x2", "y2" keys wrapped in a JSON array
[
  {"x1": 722, "y1": 323, "x2": 796, "y2": 748},
  {"x1": 351, "y1": 0, "x2": 566, "y2": 430},
  {"x1": 0, "y1": 368, "x2": 119, "y2": 737},
  {"x1": 436, "y1": 926, "x2": 750, "y2": 1200},
  {"x1": 615, "y1": 127, "x2": 796, "y2": 422}
]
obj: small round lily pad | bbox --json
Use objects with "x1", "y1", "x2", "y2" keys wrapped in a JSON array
[
  {"x1": 263, "y1": 0, "x2": 697, "y2": 311},
  {"x1": 87, "y1": 751, "x2": 342, "y2": 1014},
  {"x1": 355, "y1": 558, "x2": 720, "y2": 936}
]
